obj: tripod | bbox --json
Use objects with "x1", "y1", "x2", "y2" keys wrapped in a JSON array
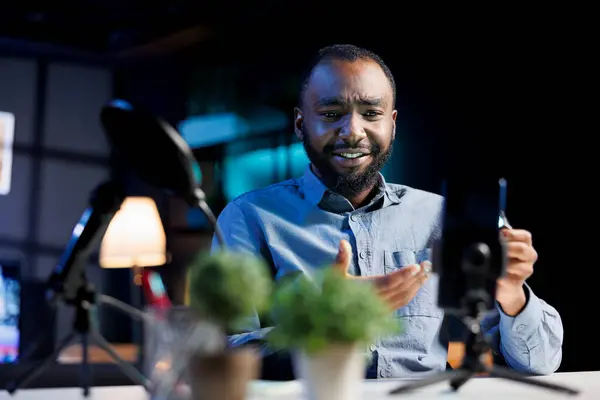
[
  {"x1": 7, "y1": 281, "x2": 151, "y2": 397},
  {"x1": 389, "y1": 295, "x2": 579, "y2": 396}
]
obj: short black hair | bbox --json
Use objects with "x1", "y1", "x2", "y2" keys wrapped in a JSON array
[{"x1": 298, "y1": 44, "x2": 396, "y2": 108}]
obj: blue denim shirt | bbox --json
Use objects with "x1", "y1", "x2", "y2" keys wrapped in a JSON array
[{"x1": 212, "y1": 166, "x2": 563, "y2": 378}]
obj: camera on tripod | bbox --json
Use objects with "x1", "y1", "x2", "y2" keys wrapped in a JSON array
[{"x1": 389, "y1": 176, "x2": 579, "y2": 396}]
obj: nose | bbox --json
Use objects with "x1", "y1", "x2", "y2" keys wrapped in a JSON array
[{"x1": 338, "y1": 113, "x2": 366, "y2": 145}]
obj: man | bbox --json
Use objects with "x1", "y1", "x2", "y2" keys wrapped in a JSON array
[{"x1": 212, "y1": 44, "x2": 563, "y2": 379}]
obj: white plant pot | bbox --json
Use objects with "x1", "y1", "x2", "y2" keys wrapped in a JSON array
[{"x1": 293, "y1": 343, "x2": 366, "y2": 400}]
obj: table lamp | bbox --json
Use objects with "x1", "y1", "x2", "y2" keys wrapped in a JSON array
[{"x1": 99, "y1": 196, "x2": 166, "y2": 285}]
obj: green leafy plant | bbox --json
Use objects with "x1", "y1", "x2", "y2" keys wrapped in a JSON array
[
  {"x1": 187, "y1": 251, "x2": 273, "y2": 332},
  {"x1": 267, "y1": 268, "x2": 402, "y2": 355}
]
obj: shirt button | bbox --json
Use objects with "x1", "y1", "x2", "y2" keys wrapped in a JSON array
[
  {"x1": 369, "y1": 345, "x2": 376, "y2": 351},
  {"x1": 379, "y1": 370, "x2": 386, "y2": 378},
  {"x1": 359, "y1": 251, "x2": 367, "y2": 259},
  {"x1": 350, "y1": 215, "x2": 357, "y2": 221},
  {"x1": 516, "y1": 324, "x2": 525, "y2": 332}
]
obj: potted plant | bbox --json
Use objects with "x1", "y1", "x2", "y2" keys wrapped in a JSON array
[
  {"x1": 267, "y1": 266, "x2": 401, "y2": 400},
  {"x1": 186, "y1": 250, "x2": 273, "y2": 400}
]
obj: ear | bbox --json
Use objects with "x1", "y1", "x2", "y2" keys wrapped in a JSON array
[
  {"x1": 294, "y1": 107, "x2": 304, "y2": 140},
  {"x1": 391, "y1": 109, "x2": 397, "y2": 140}
]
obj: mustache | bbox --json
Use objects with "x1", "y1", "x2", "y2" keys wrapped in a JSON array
[{"x1": 323, "y1": 143, "x2": 380, "y2": 153}]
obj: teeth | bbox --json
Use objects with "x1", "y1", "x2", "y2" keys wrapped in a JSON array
[{"x1": 337, "y1": 153, "x2": 364, "y2": 159}]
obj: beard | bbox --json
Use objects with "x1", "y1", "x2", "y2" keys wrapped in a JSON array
[{"x1": 302, "y1": 126, "x2": 394, "y2": 198}]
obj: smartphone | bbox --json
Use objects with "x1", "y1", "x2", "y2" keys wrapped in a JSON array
[{"x1": 434, "y1": 177, "x2": 508, "y2": 314}]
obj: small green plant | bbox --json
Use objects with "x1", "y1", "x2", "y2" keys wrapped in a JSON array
[
  {"x1": 267, "y1": 268, "x2": 401, "y2": 355},
  {"x1": 187, "y1": 250, "x2": 273, "y2": 332}
]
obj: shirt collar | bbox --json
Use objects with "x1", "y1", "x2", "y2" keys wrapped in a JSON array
[
  {"x1": 302, "y1": 165, "x2": 329, "y2": 206},
  {"x1": 301, "y1": 164, "x2": 402, "y2": 210}
]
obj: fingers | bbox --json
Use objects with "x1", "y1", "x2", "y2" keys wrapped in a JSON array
[
  {"x1": 502, "y1": 229, "x2": 533, "y2": 246},
  {"x1": 376, "y1": 263, "x2": 420, "y2": 292},
  {"x1": 422, "y1": 260, "x2": 432, "y2": 276},
  {"x1": 384, "y1": 277, "x2": 424, "y2": 310},
  {"x1": 502, "y1": 229, "x2": 537, "y2": 282},
  {"x1": 332, "y1": 240, "x2": 353, "y2": 277},
  {"x1": 377, "y1": 261, "x2": 430, "y2": 296},
  {"x1": 506, "y1": 241, "x2": 538, "y2": 263}
]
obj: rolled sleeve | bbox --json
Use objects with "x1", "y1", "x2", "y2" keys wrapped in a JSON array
[
  {"x1": 498, "y1": 284, "x2": 543, "y2": 339},
  {"x1": 497, "y1": 284, "x2": 563, "y2": 374}
]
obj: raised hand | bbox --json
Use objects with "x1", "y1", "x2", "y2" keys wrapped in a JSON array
[
  {"x1": 332, "y1": 240, "x2": 430, "y2": 310},
  {"x1": 496, "y1": 228, "x2": 537, "y2": 315}
]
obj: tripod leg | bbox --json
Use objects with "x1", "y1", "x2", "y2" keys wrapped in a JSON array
[
  {"x1": 488, "y1": 366, "x2": 580, "y2": 396},
  {"x1": 90, "y1": 330, "x2": 151, "y2": 390},
  {"x1": 81, "y1": 334, "x2": 91, "y2": 397},
  {"x1": 450, "y1": 370, "x2": 475, "y2": 391},
  {"x1": 7, "y1": 332, "x2": 77, "y2": 394},
  {"x1": 17, "y1": 325, "x2": 57, "y2": 362},
  {"x1": 389, "y1": 369, "x2": 472, "y2": 395},
  {"x1": 97, "y1": 294, "x2": 151, "y2": 323}
]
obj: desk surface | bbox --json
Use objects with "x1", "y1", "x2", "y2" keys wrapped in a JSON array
[{"x1": 0, "y1": 371, "x2": 596, "y2": 399}]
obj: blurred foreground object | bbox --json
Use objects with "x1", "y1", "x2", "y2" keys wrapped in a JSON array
[{"x1": 268, "y1": 268, "x2": 400, "y2": 400}]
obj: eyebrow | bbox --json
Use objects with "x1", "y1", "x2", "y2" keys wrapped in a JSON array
[{"x1": 313, "y1": 96, "x2": 386, "y2": 108}]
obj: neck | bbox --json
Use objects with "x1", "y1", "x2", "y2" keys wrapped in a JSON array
[
  {"x1": 310, "y1": 164, "x2": 379, "y2": 209},
  {"x1": 347, "y1": 186, "x2": 378, "y2": 209}
]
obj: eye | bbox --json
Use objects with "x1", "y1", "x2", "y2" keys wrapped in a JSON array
[
  {"x1": 364, "y1": 110, "x2": 383, "y2": 119},
  {"x1": 321, "y1": 112, "x2": 340, "y2": 120}
]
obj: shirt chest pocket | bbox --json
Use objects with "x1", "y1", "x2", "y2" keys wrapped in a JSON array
[{"x1": 383, "y1": 249, "x2": 442, "y2": 319}]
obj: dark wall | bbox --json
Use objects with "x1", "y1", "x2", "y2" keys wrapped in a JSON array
[
  {"x1": 0, "y1": 56, "x2": 114, "y2": 344},
  {"x1": 113, "y1": 57, "x2": 200, "y2": 306}
]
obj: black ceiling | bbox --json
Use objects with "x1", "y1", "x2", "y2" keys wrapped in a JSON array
[
  {"x1": 0, "y1": 2, "x2": 410, "y2": 57},
  {"x1": 0, "y1": 1, "x2": 222, "y2": 54}
]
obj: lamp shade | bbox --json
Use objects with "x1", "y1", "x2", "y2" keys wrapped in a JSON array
[{"x1": 99, "y1": 197, "x2": 166, "y2": 269}]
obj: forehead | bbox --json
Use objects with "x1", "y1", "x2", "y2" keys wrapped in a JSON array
[{"x1": 305, "y1": 59, "x2": 393, "y2": 106}]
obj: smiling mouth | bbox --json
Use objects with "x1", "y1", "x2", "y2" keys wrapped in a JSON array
[{"x1": 331, "y1": 151, "x2": 371, "y2": 159}]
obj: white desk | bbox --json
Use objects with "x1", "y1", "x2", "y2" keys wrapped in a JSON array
[{"x1": 0, "y1": 371, "x2": 596, "y2": 399}]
